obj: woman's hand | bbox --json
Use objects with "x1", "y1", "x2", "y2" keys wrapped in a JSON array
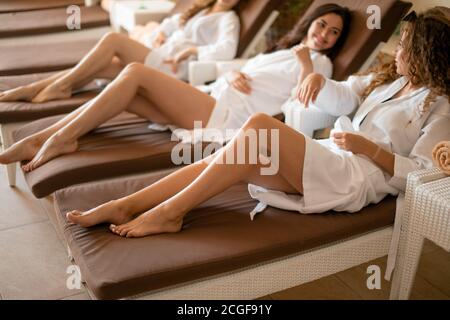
[
  {"x1": 228, "y1": 71, "x2": 252, "y2": 95},
  {"x1": 332, "y1": 131, "x2": 395, "y2": 176},
  {"x1": 331, "y1": 132, "x2": 377, "y2": 155},
  {"x1": 291, "y1": 43, "x2": 313, "y2": 68},
  {"x1": 163, "y1": 47, "x2": 198, "y2": 73},
  {"x1": 152, "y1": 31, "x2": 166, "y2": 48},
  {"x1": 296, "y1": 73, "x2": 325, "y2": 107}
]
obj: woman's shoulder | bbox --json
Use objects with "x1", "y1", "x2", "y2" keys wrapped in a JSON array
[
  {"x1": 219, "y1": 10, "x2": 240, "y2": 22},
  {"x1": 310, "y1": 52, "x2": 333, "y2": 77},
  {"x1": 429, "y1": 94, "x2": 450, "y2": 115},
  {"x1": 311, "y1": 51, "x2": 331, "y2": 63}
]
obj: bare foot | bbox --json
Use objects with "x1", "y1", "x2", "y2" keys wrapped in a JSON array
[
  {"x1": 66, "y1": 200, "x2": 134, "y2": 228},
  {"x1": 31, "y1": 81, "x2": 72, "y2": 103},
  {"x1": 0, "y1": 85, "x2": 43, "y2": 102},
  {"x1": 110, "y1": 204, "x2": 183, "y2": 238},
  {"x1": 22, "y1": 134, "x2": 78, "y2": 172},
  {"x1": 0, "y1": 135, "x2": 44, "y2": 164}
]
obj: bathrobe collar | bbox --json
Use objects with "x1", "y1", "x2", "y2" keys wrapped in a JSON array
[{"x1": 352, "y1": 76, "x2": 428, "y2": 130}]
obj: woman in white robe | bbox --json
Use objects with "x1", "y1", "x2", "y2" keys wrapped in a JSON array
[
  {"x1": 142, "y1": 6, "x2": 240, "y2": 81},
  {"x1": 0, "y1": 0, "x2": 242, "y2": 102},
  {"x1": 60, "y1": 7, "x2": 448, "y2": 248},
  {"x1": 0, "y1": 3, "x2": 352, "y2": 171}
]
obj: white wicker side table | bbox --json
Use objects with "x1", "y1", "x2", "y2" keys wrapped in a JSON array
[{"x1": 389, "y1": 168, "x2": 450, "y2": 300}]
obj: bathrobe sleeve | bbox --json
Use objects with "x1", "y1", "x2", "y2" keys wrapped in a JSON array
[
  {"x1": 388, "y1": 98, "x2": 450, "y2": 192},
  {"x1": 312, "y1": 74, "x2": 375, "y2": 116},
  {"x1": 158, "y1": 13, "x2": 182, "y2": 37},
  {"x1": 196, "y1": 12, "x2": 240, "y2": 62},
  {"x1": 312, "y1": 54, "x2": 333, "y2": 78}
]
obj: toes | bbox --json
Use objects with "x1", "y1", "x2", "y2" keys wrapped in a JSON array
[
  {"x1": 66, "y1": 211, "x2": 81, "y2": 222},
  {"x1": 119, "y1": 228, "x2": 130, "y2": 237},
  {"x1": 26, "y1": 160, "x2": 37, "y2": 172},
  {"x1": 110, "y1": 224, "x2": 123, "y2": 235},
  {"x1": 29, "y1": 158, "x2": 40, "y2": 171},
  {"x1": 126, "y1": 231, "x2": 136, "y2": 238}
]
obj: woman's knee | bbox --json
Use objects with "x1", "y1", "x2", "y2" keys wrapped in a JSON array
[
  {"x1": 244, "y1": 113, "x2": 274, "y2": 130},
  {"x1": 99, "y1": 31, "x2": 124, "y2": 48},
  {"x1": 121, "y1": 62, "x2": 146, "y2": 79}
]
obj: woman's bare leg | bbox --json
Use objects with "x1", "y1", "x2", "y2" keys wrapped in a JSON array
[
  {"x1": 107, "y1": 113, "x2": 306, "y2": 237},
  {"x1": 16, "y1": 63, "x2": 214, "y2": 171},
  {"x1": 32, "y1": 32, "x2": 151, "y2": 102},
  {"x1": 68, "y1": 141, "x2": 296, "y2": 229},
  {"x1": 0, "y1": 57, "x2": 124, "y2": 102},
  {"x1": 0, "y1": 90, "x2": 169, "y2": 165}
]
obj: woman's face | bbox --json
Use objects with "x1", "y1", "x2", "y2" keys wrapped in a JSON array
[
  {"x1": 216, "y1": 0, "x2": 240, "y2": 10},
  {"x1": 395, "y1": 32, "x2": 409, "y2": 76},
  {"x1": 304, "y1": 13, "x2": 343, "y2": 51}
]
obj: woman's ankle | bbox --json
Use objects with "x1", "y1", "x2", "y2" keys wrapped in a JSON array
[{"x1": 113, "y1": 198, "x2": 135, "y2": 217}]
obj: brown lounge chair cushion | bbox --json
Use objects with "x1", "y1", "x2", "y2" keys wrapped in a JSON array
[
  {"x1": 0, "y1": 6, "x2": 110, "y2": 38},
  {"x1": 0, "y1": 39, "x2": 98, "y2": 76},
  {"x1": 54, "y1": 169, "x2": 396, "y2": 300},
  {"x1": 0, "y1": 0, "x2": 85, "y2": 13},
  {"x1": 0, "y1": 72, "x2": 98, "y2": 123},
  {"x1": 14, "y1": 113, "x2": 204, "y2": 197}
]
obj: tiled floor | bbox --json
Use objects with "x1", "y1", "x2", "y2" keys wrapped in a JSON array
[{"x1": 0, "y1": 164, "x2": 448, "y2": 300}]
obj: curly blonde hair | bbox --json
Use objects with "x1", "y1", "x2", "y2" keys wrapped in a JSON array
[{"x1": 361, "y1": 7, "x2": 449, "y2": 116}]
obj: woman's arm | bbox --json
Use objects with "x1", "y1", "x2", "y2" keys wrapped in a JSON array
[
  {"x1": 298, "y1": 73, "x2": 374, "y2": 115},
  {"x1": 332, "y1": 132, "x2": 395, "y2": 176},
  {"x1": 333, "y1": 98, "x2": 450, "y2": 191},
  {"x1": 158, "y1": 13, "x2": 182, "y2": 38},
  {"x1": 387, "y1": 100, "x2": 450, "y2": 191},
  {"x1": 292, "y1": 44, "x2": 314, "y2": 85}
]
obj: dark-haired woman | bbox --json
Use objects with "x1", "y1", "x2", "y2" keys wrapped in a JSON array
[
  {"x1": 0, "y1": 4, "x2": 352, "y2": 171},
  {"x1": 0, "y1": 0, "x2": 242, "y2": 102}
]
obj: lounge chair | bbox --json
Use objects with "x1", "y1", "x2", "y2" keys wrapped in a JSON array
[
  {"x1": 51, "y1": 167, "x2": 397, "y2": 299},
  {"x1": 0, "y1": 5, "x2": 110, "y2": 38},
  {"x1": 0, "y1": 0, "x2": 282, "y2": 76},
  {"x1": 0, "y1": 0, "x2": 84, "y2": 13},
  {"x1": 6, "y1": 0, "x2": 412, "y2": 198}
]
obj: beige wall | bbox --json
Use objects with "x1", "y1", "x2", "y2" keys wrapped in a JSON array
[{"x1": 409, "y1": 0, "x2": 449, "y2": 12}]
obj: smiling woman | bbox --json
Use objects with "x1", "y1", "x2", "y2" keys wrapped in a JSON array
[
  {"x1": 266, "y1": 3, "x2": 352, "y2": 59},
  {"x1": 0, "y1": 0, "x2": 242, "y2": 104},
  {"x1": 0, "y1": 3, "x2": 352, "y2": 173}
]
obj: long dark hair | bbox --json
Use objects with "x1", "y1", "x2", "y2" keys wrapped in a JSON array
[{"x1": 266, "y1": 3, "x2": 352, "y2": 60}]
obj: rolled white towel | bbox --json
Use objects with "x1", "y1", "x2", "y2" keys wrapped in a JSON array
[{"x1": 432, "y1": 141, "x2": 450, "y2": 175}]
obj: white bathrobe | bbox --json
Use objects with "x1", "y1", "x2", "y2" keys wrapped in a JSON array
[
  {"x1": 143, "y1": 9, "x2": 240, "y2": 81},
  {"x1": 160, "y1": 49, "x2": 332, "y2": 143},
  {"x1": 206, "y1": 49, "x2": 333, "y2": 132},
  {"x1": 248, "y1": 75, "x2": 450, "y2": 279}
]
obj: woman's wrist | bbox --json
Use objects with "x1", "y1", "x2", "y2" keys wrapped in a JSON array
[
  {"x1": 315, "y1": 73, "x2": 325, "y2": 89},
  {"x1": 364, "y1": 140, "x2": 381, "y2": 159}
]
